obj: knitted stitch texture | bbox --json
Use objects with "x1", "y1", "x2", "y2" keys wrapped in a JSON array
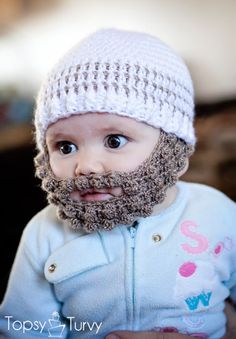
[{"x1": 34, "y1": 28, "x2": 195, "y2": 151}]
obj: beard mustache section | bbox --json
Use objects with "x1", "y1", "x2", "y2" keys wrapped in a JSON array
[{"x1": 35, "y1": 130, "x2": 194, "y2": 233}]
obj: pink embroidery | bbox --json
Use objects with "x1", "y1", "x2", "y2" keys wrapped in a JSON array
[
  {"x1": 181, "y1": 221, "x2": 209, "y2": 254},
  {"x1": 179, "y1": 262, "x2": 197, "y2": 277},
  {"x1": 214, "y1": 242, "x2": 224, "y2": 255},
  {"x1": 152, "y1": 326, "x2": 179, "y2": 333},
  {"x1": 152, "y1": 327, "x2": 207, "y2": 338},
  {"x1": 211, "y1": 237, "x2": 234, "y2": 258}
]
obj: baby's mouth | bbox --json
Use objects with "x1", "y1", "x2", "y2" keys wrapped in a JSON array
[
  {"x1": 80, "y1": 189, "x2": 113, "y2": 202},
  {"x1": 70, "y1": 188, "x2": 121, "y2": 202}
]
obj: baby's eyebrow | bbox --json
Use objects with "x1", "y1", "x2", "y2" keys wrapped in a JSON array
[
  {"x1": 99, "y1": 126, "x2": 127, "y2": 134},
  {"x1": 46, "y1": 132, "x2": 73, "y2": 141}
]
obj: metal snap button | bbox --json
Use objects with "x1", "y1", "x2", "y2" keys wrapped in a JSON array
[
  {"x1": 152, "y1": 234, "x2": 162, "y2": 242},
  {"x1": 48, "y1": 263, "x2": 57, "y2": 273}
]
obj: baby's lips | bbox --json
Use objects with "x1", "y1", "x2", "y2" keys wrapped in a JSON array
[{"x1": 80, "y1": 188, "x2": 109, "y2": 196}]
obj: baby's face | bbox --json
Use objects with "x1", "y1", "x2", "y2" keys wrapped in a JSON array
[{"x1": 46, "y1": 112, "x2": 160, "y2": 202}]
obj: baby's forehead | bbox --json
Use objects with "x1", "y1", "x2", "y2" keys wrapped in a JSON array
[{"x1": 46, "y1": 112, "x2": 160, "y2": 136}]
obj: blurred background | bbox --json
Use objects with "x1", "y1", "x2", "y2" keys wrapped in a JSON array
[{"x1": 0, "y1": 0, "x2": 236, "y2": 301}]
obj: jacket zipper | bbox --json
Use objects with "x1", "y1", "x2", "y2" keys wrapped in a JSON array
[{"x1": 129, "y1": 224, "x2": 137, "y2": 329}]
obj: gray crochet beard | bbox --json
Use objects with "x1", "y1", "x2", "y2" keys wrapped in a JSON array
[{"x1": 35, "y1": 130, "x2": 194, "y2": 233}]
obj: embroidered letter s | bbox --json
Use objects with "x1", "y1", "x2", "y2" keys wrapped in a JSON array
[{"x1": 181, "y1": 221, "x2": 208, "y2": 254}]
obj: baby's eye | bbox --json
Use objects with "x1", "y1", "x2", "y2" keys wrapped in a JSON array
[
  {"x1": 104, "y1": 135, "x2": 128, "y2": 149},
  {"x1": 57, "y1": 141, "x2": 78, "y2": 155}
]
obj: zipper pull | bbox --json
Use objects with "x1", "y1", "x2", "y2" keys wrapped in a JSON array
[{"x1": 129, "y1": 222, "x2": 138, "y2": 248}]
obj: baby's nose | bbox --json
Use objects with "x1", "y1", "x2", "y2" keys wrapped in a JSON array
[{"x1": 74, "y1": 151, "x2": 104, "y2": 176}]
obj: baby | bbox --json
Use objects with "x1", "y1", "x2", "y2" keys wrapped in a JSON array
[{"x1": 0, "y1": 29, "x2": 236, "y2": 339}]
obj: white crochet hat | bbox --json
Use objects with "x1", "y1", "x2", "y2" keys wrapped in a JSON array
[{"x1": 34, "y1": 28, "x2": 195, "y2": 151}]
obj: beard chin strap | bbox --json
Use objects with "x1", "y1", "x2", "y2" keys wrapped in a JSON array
[{"x1": 35, "y1": 130, "x2": 194, "y2": 233}]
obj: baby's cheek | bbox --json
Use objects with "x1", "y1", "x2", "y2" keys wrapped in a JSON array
[
  {"x1": 112, "y1": 155, "x2": 144, "y2": 172},
  {"x1": 49, "y1": 157, "x2": 74, "y2": 179}
]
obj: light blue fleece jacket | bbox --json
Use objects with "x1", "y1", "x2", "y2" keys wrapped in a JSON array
[{"x1": 0, "y1": 181, "x2": 236, "y2": 339}]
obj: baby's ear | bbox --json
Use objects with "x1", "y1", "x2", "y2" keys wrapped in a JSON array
[{"x1": 177, "y1": 158, "x2": 189, "y2": 178}]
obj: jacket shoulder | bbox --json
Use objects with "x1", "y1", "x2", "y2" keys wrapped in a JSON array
[
  {"x1": 181, "y1": 181, "x2": 235, "y2": 203},
  {"x1": 180, "y1": 181, "x2": 236, "y2": 221},
  {"x1": 20, "y1": 205, "x2": 77, "y2": 265}
]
